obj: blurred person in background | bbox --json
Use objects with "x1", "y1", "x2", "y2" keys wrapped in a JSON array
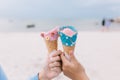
[{"x1": 101, "y1": 18, "x2": 114, "y2": 32}]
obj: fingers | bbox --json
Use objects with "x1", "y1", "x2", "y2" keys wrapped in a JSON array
[
  {"x1": 49, "y1": 61, "x2": 61, "y2": 68},
  {"x1": 50, "y1": 67, "x2": 61, "y2": 72},
  {"x1": 50, "y1": 50, "x2": 62, "y2": 57},
  {"x1": 60, "y1": 52, "x2": 69, "y2": 65},
  {"x1": 50, "y1": 55, "x2": 61, "y2": 63},
  {"x1": 69, "y1": 51, "x2": 76, "y2": 62},
  {"x1": 48, "y1": 50, "x2": 62, "y2": 71},
  {"x1": 49, "y1": 50, "x2": 62, "y2": 63}
]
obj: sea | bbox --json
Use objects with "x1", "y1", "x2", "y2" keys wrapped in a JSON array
[{"x1": 0, "y1": 18, "x2": 120, "y2": 32}]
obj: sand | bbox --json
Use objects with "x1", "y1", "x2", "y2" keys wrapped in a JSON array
[{"x1": 0, "y1": 31, "x2": 120, "y2": 80}]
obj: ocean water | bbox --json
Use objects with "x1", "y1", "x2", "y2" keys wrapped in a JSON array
[{"x1": 0, "y1": 19, "x2": 120, "y2": 32}]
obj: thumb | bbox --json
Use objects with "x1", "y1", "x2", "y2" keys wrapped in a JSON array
[
  {"x1": 69, "y1": 51, "x2": 76, "y2": 62},
  {"x1": 60, "y1": 52, "x2": 69, "y2": 64}
]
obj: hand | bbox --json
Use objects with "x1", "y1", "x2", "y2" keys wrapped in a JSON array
[
  {"x1": 60, "y1": 51, "x2": 89, "y2": 80},
  {"x1": 39, "y1": 50, "x2": 62, "y2": 80}
]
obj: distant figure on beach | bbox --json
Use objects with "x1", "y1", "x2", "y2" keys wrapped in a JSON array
[
  {"x1": 102, "y1": 18, "x2": 105, "y2": 27},
  {"x1": 101, "y1": 18, "x2": 114, "y2": 32},
  {"x1": 27, "y1": 24, "x2": 35, "y2": 28}
]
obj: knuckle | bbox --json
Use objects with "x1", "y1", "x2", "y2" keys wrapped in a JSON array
[
  {"x1": 56, "y1": 62, "x2": 61, "y2": 66},
  {"x1": 63, "y1": 71, "x2": 67, "y2": 76},
  {"x1": 58, "y1": 50, "x2": 62, "y2": 53},
  {"x1": 56, "y1": 51, "x2": 60, "y2": 55},
  {"x1": 58, "y1": 62, "x2": 61, "y2": 66},
  {"x1": 48, "y1": 64, "x2": 50, "y2": 67},
  {"x1": 64, "y1": 63, "x2": 68, "y2": 67},
  {"x1": 55, "y1": 56, "x2": 60, "y2": 61},
  {"x1": 54, "y1": 62, "x2": 58, "y2": 65},
  {"x1": 62, "y1": 67, "x2": 66, "y2": 71},
  {"x1": 62, "y1": 65, "x2": 68, "y2": 71},
  {"x1": 57, "y1": 56, "x2": 60, "y2": 60},
  {"x1": 56, "y1": 51, "x2": 62, "y2": 56}
]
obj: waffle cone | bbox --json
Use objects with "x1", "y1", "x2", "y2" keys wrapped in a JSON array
[
  {"x1": 44, "y1": 39, "x2": 58, "y2": 54},
  {"x1": 63, "y1": 45, "x2": 75, "y2": 54}
]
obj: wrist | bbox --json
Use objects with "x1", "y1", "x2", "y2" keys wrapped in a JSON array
[
  {"x1": 38, "y1": 70, "x2": 50, "y2": 80},
  {"x1": 73, "y1": 71, "x2": 89, "y2": 80}
]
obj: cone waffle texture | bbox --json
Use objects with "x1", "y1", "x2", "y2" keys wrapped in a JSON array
[
  {"x1": 44, "y1": 39, "x2": 57, "y2": 54},
  {"x1": 63, "y1": 45, "x2": 75, "y2": 54}
]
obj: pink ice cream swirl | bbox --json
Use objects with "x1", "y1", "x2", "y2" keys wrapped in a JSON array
[
  {"x1": 61, "y1": 28, "x2": 76, "y2": 37},
  {"x1": 41, "y1": 27, "x2": 59, "y2": 41}
]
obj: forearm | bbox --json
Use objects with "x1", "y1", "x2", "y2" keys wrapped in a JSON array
[
  {"x1": 38, "y1": 70, "x2": 50, "y2": 80},
  {"x1": 73, "y1": 72, "x2": 89, "y2": 80},
  {"x1": 79, "y1": 72, "x2": 89, "y2": 80}
]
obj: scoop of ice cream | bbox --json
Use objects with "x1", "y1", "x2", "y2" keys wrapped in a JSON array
[
  {"x1": 41, "y1": 27, "x2": 59, "y2": 41},
  {"x1": 58, "y1": 26, "x2": 78, "y2": 46},
  {"x1": 61, "y1": 28, "x2": 76, "y2": 37}
]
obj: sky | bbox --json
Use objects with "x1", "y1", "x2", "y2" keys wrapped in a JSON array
[{"x1": 0, "y1": 0, "x2": 120, "y2": 20}]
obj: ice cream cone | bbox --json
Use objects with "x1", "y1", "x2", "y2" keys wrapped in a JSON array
[
  {"x1": 63, "y1": 45, "x2": 75, "y2": 55},
  {"x1": 41, "y1": 27, "x2": 59, "y2": 54},
  {"x1": 44, "y1": 39, "x2": 57, "y2": 54},
  {"x1": 58, "y1": 26, "x2": 78, "y2": 56}
]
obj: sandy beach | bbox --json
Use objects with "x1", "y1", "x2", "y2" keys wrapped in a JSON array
[{"x1": 0, "y1": 31, "x2": 120, "y2": 80}]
